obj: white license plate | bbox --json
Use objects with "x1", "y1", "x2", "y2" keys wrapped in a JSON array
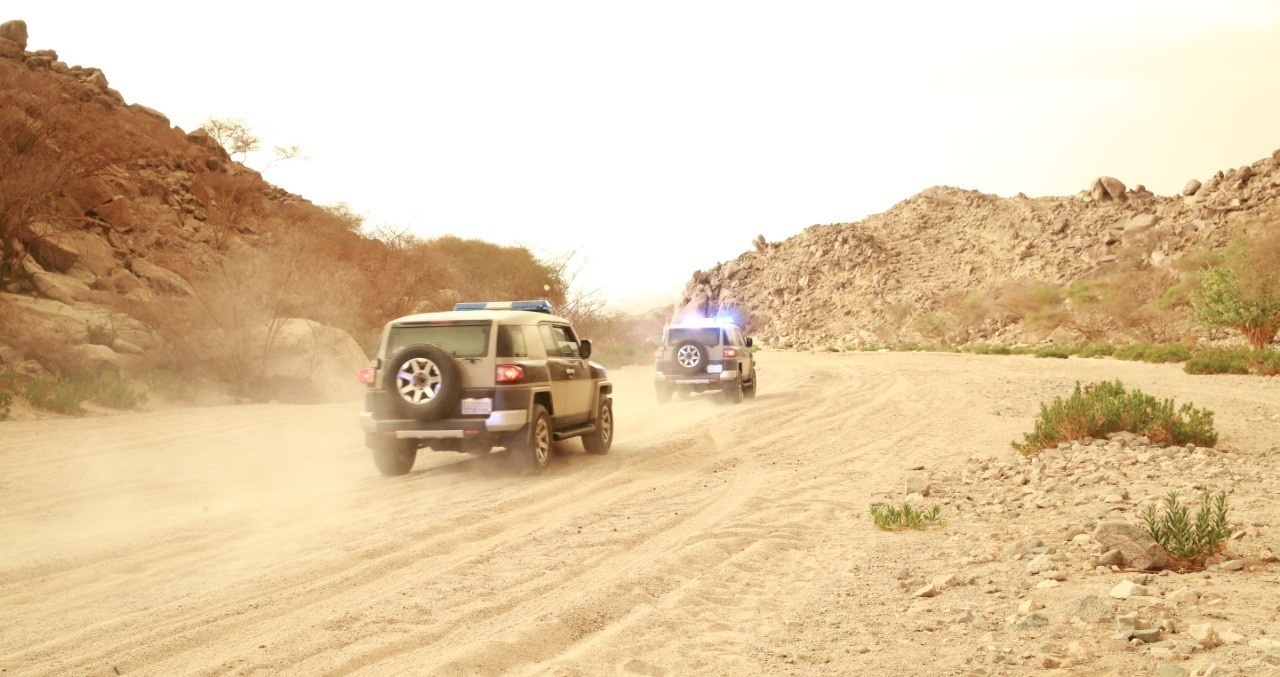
[
  {"x1": 706, "y1": 364, "x2": 723, "y2": 374},
  {"x1": 461, "y1": 398, "x2": 493, "y2": 415}
]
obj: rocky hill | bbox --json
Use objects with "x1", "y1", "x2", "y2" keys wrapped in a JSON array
[
  {"x1": 0, "y1": 19, "x2": 567, "y2": 410},
  {"x1": 675, "y1": 152, "x2": 1280, "y2": 349}
]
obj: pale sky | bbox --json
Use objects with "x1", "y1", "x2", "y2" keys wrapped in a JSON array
[{"x1": 14, "y1": 1, "x2": 1280, "y2": 307}]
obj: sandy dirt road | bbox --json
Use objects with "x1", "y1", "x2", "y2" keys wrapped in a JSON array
[{"x1": 2, "y1": 351, "x2": 1277, "y2": 676}]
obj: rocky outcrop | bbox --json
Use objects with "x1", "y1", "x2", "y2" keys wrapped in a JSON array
[
  {"x1": 0, "y1": 19, "x2": 360, "y2": 407},
  {"x1": 676, "y1": 151, "x2": 1280, "y2": 349}
]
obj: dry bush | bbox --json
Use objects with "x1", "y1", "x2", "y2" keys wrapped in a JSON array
[
  {"x1": 189, "y1": 170, "x2": 267, "y2": 250},
  {"x1": 990, "y1": 280, "x2": 1063, "y2": 323},
  {"x1": 873, "y1": 301, "x2": 914, "y2": 345},
  {"x1": 0, "y1": 66, "x2": 144, "y2": 282}
]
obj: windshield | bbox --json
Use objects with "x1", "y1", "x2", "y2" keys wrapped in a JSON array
[
  {"x1": 667, "y1": 327, "x2": 722, "y2": 346},
  {"x1": 387, "y1": 322, "x2": 491, "y2": 358}
]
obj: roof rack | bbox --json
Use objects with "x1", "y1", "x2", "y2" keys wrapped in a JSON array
[{"x1": 453, "y1": 299, "x2": 554, "y2": 314}]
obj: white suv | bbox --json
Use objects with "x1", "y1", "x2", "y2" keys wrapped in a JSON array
[
  {"x1": 358, "y1": 300, "x2": 613, "y2": 476},
  {"x1": 652, "y1": 318, "x2": 757, "y2": 404}
]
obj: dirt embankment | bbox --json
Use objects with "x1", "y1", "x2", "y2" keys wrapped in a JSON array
[{"x1": 1, "y1": 352, "x2": 1277, "y2": 676}]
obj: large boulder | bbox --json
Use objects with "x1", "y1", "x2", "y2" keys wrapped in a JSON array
[
  {"x1": 1092, "y1": 521, "x2": 1175, "y2": 571},
  {"x1": 130, "y1": 259, "x2": 193, "y2": 296},
  {"x1": 259, "y1": 318, "x2": 367, "y2": 402},
  {"x1": 0, "y1": 19, "x2": 28, "y2": 50}
]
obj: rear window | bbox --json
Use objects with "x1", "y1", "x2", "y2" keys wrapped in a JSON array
[
  {"x1": 387, "y1": 321, "x2": 491, "y2": 358},
  {"x1": 667, "y1": 327, "x2": 722, "y2": 346}
]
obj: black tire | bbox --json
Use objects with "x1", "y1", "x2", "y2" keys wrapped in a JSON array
[
  {"x1": 744, "y1": 369, "x2": 757, "y2": 399},
  {"x1": 582, "y1": 398, "x2": 613, "y2": 455},
  {"x1": 721, "y1": 376, "x2": 743, "y2": 404},
  {"x1": 384, "y1": 343, "x2": 461, "y2": 420},
  {"x1": 671, "y1": 339, "x2": 708, "y2": 375},
  {"x1": 510, "y1": 404, "x2": 553, "y2": 474},
  {"x1": 371, "y1": 436, "x2": 417, "y2": 476},
  {"x1": 655, "y1": 384, "x2": 673, "y2": 404}
]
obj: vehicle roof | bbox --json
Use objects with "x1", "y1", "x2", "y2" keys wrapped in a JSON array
[
  {"x1": 388, "y1": 309, "x2": 572, "y2": 326},
  {"x1": 666, "y1": 320, "x2": 741, "y2": 329}
]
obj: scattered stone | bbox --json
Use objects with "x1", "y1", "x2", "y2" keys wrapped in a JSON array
[
  {"x1": 1109, "y1": 580, "x2": 1150, "y2": 599},
  {"x1": 1093, "y1": 521, "x2": 1175, "y2": 571},
  {"x1": 1157, "y1": 664, "x2": 1189, "y2": 677},
  {"x1": 912, "y1": 583, "x2": 939, "y2": 598}
]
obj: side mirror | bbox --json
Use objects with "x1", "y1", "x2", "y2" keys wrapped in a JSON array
[
  {"x1": 745, "y1": 337, "x2": 753, "y2": 348},
  {"x1": 579, "y1": 339, "x2": 593, "y2": 359}
]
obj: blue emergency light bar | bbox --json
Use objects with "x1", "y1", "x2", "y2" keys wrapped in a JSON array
[{"x1": 454, "y1": 300, "x2": 554, "y2": 314}]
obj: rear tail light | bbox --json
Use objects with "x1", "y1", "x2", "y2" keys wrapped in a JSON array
[
  {"x1": 722, "y1": 347, "x2": 738, "y2": 359},
  {"x1": 496, "y1": 365, "x2": 524, "y2": 384},
  {"x1": 357, "y1": 367, "x2": 376, "y2": 386}
]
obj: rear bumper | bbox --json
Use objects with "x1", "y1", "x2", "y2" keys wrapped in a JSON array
[
  {"x1": 654, "y1": 370, "x2": 740, "y2": 386},
  {"x1": 359, "y1": 409, "x2": 528, "y2": 439}
]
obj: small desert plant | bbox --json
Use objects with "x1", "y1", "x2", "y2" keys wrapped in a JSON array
[
  {"x1": 965, "y1": 343, "x2": 1012, "y2": 355},
  {"x1": 1113, "y1": 342, "x2": 1192, "y2": 363},
  {"x1": 1141, "y1": 490, "x2": 1232, "y2": 569},
  {"x1": 870, "y1": 502, "x2": 945, "y2": 531},
  {"x1": 22, "y1": 374, "x2": 86, "y2": 415},
  {"x1": 1077, "y1": 341, "x2": 1116, "y2": 358},
  {"x1": 85, "y1": 371, "x2": 147, "y2": 409},
  {"x1": 1185, "y1": 347, "x2": 1280, "y2": 376},
  {"x1": 1034, "y1": 346, "x2": 1072, "y2": 359},
  {"x1": 141, "y1": 368, "x2": 196, "y2": 401},
  {"x1": 1013, "y1": 379, "x2": 1217, "y2": 454}
]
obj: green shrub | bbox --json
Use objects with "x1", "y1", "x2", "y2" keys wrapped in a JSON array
[
  {"x1": 1192, "y1": 264, "x2": 1280, "y2": 351},
  {"x1": 1013, "y1": 379, "x2": 1217, "y2": 454},
  {"x1": 141, "y1": 368, "x2": 196, "y2": 401},
  {"x1": 1141, "y1": 491, "x2": 1231, "y2": 569},
  {"x1": 85, "y1": 371, "x2": 147, "y2": 409},
  {"x1": 1185, "y1": 347, "x2": 1280, "y2": 375},
  {"x1": 1077, "y1": 342, "x2": 1116, "y2": 358},
  {"x1": 965, "y1": 343, "x2": 1012, "y2": 355},
  {"x1": 1113, "y1": 343, "x2": 1192, "y2": 363},
  {"x1": 870, "y1": 502, "x2": 944, "y2": 530},
  {"x1": 1034, "y1": 346, "x2": 1072, "y2": 359},
  {"x1": 22, "y1": 375, "x2": 85, "y2": 415}
]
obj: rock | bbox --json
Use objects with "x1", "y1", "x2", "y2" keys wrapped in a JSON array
[
  {"x1": 1219, "y1": 559, "x2": 1244, "y2": 571},
  {"x1": 1026, "y1": 554, "x2": 1055, "y2": 574},
  {"x1": 70, "y1": 343, "x2": 124, "y2": 375},
  {"x1": 29, "y1": 232, "x2": 81, "y2": 273},
  {"x1": 905, "y1": 475, "x2": 931, "y2": 496},
  {"x1": 0, "y1": 19, "x2": 28, "y2": 50},
  {"x1": 130, "y1": 259, "x2": 194, "y2": 296},
  {"x1": 912, "y1": 583, "x2": 939, "y2": 598},
  {"x1": 1092, "y1": 176, "x2": 1127, "y2": 201},
  {"x1": 1183, "y1": 179, "x2": 1202, "y2": 196},
  {"x1": 1167, "y1": 588, "x2": 1199, "y2": 605},
  {"x1": 1125, "y1": 214, "x2": 1158, "y2": 232},
  {"x1": 31, "y1": 271, "x2": 91, "y2": 305},
  {"x1": 62, "y1": 176, "x2": 117, "y2": 213},
  {"x1": 1015, "y1": 612, "x2": 1049, "y2": 630},
  {"x1": 1097, "y1": 549, "x2": 1125, "y2": 567},
  {"x1": 1071, "y1": 595, "x2": 1112, "y2": 623},
  {"x1": 1157, "y1": 664, "x2": 1189, "y2": 677},
  {"x1": 91, "y1": 197, "x2": 139, "y2": 231},
  {"x1": 1109, "y1": 580, "x2": 1150, "y2": 599},
  {"x1": 0, "y1": 37, "x2": 20, "y2": 59},
  {"x1": 1188, "y1": 623, "x2": 1222, "y2": 649},
  {"x1": 256, "y1": 318, "x2": 368, "y2": 402},
  {"x1": 1093, "y1": 521, "x2": 1174, "y2": 571}
]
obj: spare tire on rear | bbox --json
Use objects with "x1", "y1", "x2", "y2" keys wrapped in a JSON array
[
  {"x1": 671, "y1": 338, "x2": 708, "y2": 375},
  {"x1": 384, "y1": 343, "x2": 461, "y2": 420}
]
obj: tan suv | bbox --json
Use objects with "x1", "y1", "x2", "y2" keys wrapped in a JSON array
[
  {"x1": 358, "y1": 300, "x2": 613, "y2": 476},
  {"x1": 653, "y1": 318, "x2": 757, "y2": 404}
]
